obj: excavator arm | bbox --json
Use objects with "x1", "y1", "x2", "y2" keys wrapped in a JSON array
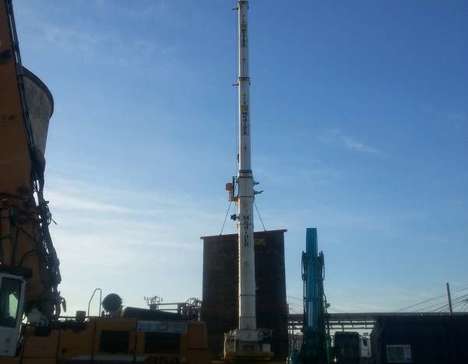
[{"x1": 0, "y1": 0, "x2": 62, "y2": 346}]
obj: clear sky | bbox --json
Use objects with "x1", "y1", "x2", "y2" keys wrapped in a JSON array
[{"x1": 13, "y1": 0, "x2": 468, "y2": 315}]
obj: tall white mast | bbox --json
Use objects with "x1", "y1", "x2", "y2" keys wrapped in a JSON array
[
  {"x1": 224, "y1": 1, "x2": 272, "y2": 359},
  {"x1": 236, "y1": 0, "x2": 256, "y2": 337}
]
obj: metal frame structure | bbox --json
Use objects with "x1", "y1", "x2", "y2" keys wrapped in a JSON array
[{"x1": 289, "y1": 312, "x2": 468, "y2": 332}]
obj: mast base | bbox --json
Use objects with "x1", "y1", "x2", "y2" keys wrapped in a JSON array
[{"x1": 224, "y1": 329, "x2": 273, "y2": 362}]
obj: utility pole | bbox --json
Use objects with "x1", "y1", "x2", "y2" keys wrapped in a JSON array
[{"x1": 446, "y1": 282, "x2": 453, "y2": 315}]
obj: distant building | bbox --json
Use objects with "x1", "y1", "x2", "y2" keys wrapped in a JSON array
[
  {"x1": 370, "y1": 314, "x2": 468, "y2": 364},
  {"x1": 200, "y1": 230, "x2": 289, "y2": 360}
]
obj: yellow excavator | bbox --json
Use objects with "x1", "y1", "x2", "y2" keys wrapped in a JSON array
[{"x1": 0, "y1": 1, "x2": 209, "y2": 363}]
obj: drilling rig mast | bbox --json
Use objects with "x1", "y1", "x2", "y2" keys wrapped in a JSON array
[
  {"x1": 224, "y1": 1, "x2": 273, "y2": 361},
  {"x1": 289, "y1": 228, "x2": 330, "y2": 364}
]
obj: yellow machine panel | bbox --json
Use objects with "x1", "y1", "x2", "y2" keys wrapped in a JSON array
[{"x1": 16, "y1": 318, "x2": 210, "y2": 364}]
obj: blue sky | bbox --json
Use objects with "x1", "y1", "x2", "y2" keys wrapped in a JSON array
[{"x1": 13, "y1": 0, "x2": 468, "y2": 314}]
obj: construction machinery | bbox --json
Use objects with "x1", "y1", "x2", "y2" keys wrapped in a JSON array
[
  {"x1": 223, "y1": 1, "x2": 273, "y2": 361},
  {"x1": 289, "y1": 228, "x2": 330, "y2": 364},
  {"x1": 0, "y1": 1, "x2": 209, "y2": 362}
]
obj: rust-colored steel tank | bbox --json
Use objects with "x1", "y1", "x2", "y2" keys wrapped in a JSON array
[{"x1": 201, "y1": 229, "x2": 289, "y2": 361}]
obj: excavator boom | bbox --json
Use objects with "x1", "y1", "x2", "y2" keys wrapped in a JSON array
[
  {"x1": 0, "y1": 0, "x2": 61, "y2": 333},
  {"x1": 0, "y1": 3, "x2": 211, "y2": 363}
]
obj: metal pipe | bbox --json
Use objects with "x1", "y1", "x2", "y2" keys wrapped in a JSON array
[
  {"x1": 446, "y1": 282, "x2": 453, "y2": 315},
  {"x1": 236, "y1": 0, "x2": 257, "y2": 336},
  {"x1": 87, "y1": 288, "x2": 102, "y2": 317}
]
